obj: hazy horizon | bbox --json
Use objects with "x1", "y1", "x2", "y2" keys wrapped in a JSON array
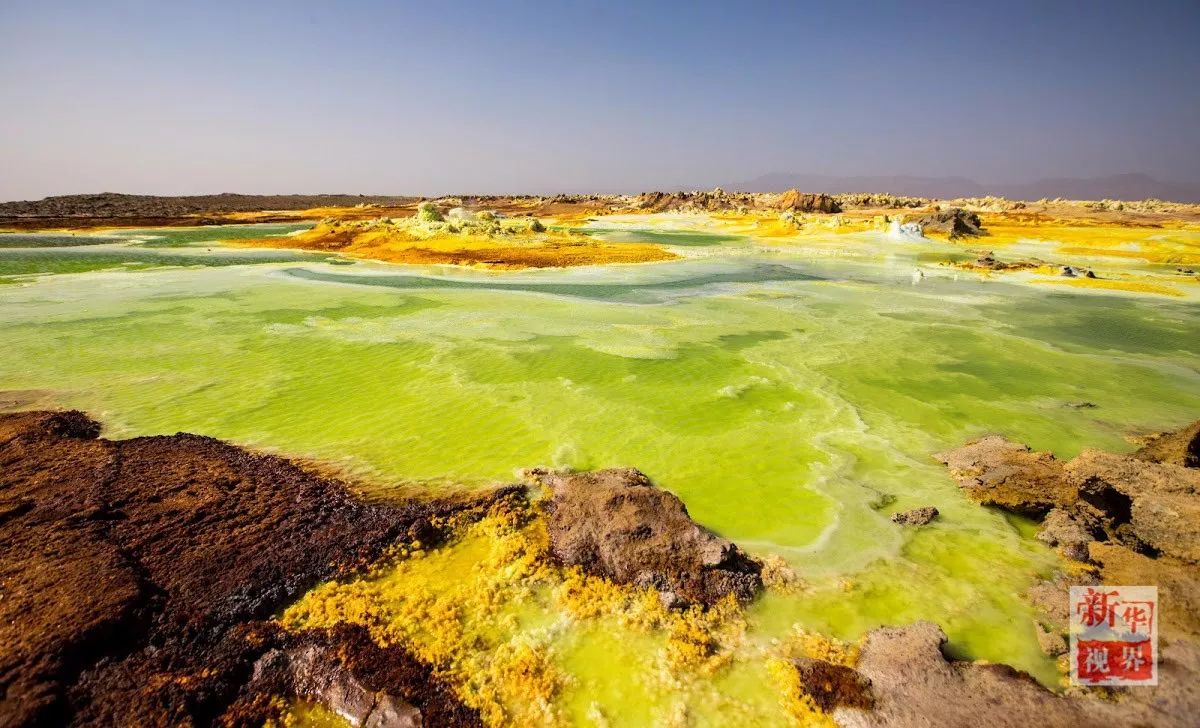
[{"x1": 2, "y1": 0, "x2": 1198, "y2": 200}]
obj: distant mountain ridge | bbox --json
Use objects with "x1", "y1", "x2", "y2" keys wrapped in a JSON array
[
  {"x1": 0, "y1": 192, "x2": 418, "y2": 217},
  {"x1": 728, "y1": 172, "x2": 1200, "y2": 203}
]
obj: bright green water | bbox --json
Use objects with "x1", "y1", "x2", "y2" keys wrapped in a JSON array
[
  {"x1": 3, "y1": 223, "x2": 1199, "y2": 720},
  {"x1": 0, "y1": 224, "x2": 319, "y2": 278}
]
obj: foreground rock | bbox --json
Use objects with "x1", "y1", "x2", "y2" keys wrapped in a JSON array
[
  {"x1": 936, "y1": 422, "x2": 1200, "y2": 564},
  {"x1": 1068, "y1": 448, "x2": 1200, "y2": 562},
  {"x1": 937, "y1": 419, "x2": 1200, "y2": 670},
  {"x1": 0, "y1": 410, "x2": 495, "y2": 727},
  {"x1": 835, "y1": 622, "x2": 1200, "y2": 727},
  {"x1": 228, "y1": 624, "x2": 478, "y2": 727},
  {"x1": 790, "y1": 657, "x2": 874, "y2": 712},
  {"x1": 533, "y1": 467, "x2": 763, "y2": 607},
  {"x1": 1134, "y1": 419, "x2": 1200, "y2": 467}
]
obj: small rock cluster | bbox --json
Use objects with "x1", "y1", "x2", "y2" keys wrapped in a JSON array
[
  {"x1": 1060, "y1": 265, "x2": 1097, "y2": 278},
  {"x1": 959, "y1": 251, "x2": 1040, "y2": 271}
]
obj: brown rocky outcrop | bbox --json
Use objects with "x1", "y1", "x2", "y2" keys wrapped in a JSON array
[
  {"x1": 1066, "y1": 448, "x2": 1200, "y2": 563},
  {"x1": 1087, "y1": 542, "x2": 1200, "y2": 638},
  {"x1": 631, "y1": 189, "x2": 757, "y2": 214},
  {"x1": 934, "y1": 435, "x2": 1076, "y2": 514},
  {"x1": 938, "y1": 420, "x2": 1200, "y2": 678},
  {"x1": 0, "y1": 193, "x2": 419, "y2": 220},
  {"x1": 1034, "y1": 507, "x2": 1094, "y2": 561},
  {"x1": 936, "y1": 424, "x2": 1200, "y2": 566},
  {"x1": 533, "y1": 467, "x2": 763, "y2": 607},
  {"x1": 0, "y1": 410, "x2": 495, "y2": 727},
  {"x1": 915, "y1": 207, "x2": 984, "y2": 239},
  {"x1": 1134, "y1": 420, "x2": 1200, "y2": 468},
  {"x1": 777, "y1": 189, "x2": 842, "y2": 214}
]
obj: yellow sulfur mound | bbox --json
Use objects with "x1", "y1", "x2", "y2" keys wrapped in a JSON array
[
  {"x1": 767, "y1": 658, "x2": 840, "y2": 728},
  {"x1": 239, "y1": 214, "x2": 678, "y2": 269},
  {"x1": 279, "y1": 496, "x2": 835, "y2": 726}
]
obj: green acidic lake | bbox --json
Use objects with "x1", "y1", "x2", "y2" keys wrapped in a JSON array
[{"x1": 3, "y1": 222, "x2": 1198, "y2": 721}]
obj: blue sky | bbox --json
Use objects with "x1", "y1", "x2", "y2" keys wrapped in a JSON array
[{"x1": 1, "y1": 0, "x2": 1198, "y2": 198}]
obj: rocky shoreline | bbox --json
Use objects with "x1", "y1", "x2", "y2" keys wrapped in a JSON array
[
  {"x1": 0, "y1": 410, "x2": 500, "y2": 726},
  {"x1": 3, "y1": 410, "x2": 1199, "y2": 726},
  {"x1": 936, "y1": 422, "x2": 1200, "y2": 644}
]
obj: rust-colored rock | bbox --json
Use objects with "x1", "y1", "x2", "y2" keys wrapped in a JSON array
[
  {"x1": 915, "y1": 208, "x2": 984, "y2": 239},
  {"x1": 837, "y1": 621, "x2": 1200, "y2": 727},
  {"x1": 1066, "y1": 449, "x2": 1200, "y2": 563},
  {"x1": 0, "y1": 410, "x2": 491, "y2": 727},
  {"x1": 934, "y1": 435, "x2": 1076, "y2": 515},
  {"x1": 790, "y1": 657, "x2": 874, "y2": 712},
  {"x1": 777, "y1": 189, "x2": 842, "y2": 214},
  {"x1": 1134, "y1": 419, "x2": 1200, "y2": 468},
  {"x1": 227, "y1": 624, "x2": 481, "y2": 727},
  {"x1": 534, "y1": 467, "x2": 763, "y2": 607},
  {"x1": 1088, "y1": 541, "x2": 1200, "y2": 638},
  {"x1": 937, "y1": 432, "x2": 1200, "y2": 564}
]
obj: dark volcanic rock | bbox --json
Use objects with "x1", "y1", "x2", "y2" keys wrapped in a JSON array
[
  {"x1": 890, "y1": 506, "x2": 939, "y2": 526},
  {"x1": 1134, "y1": 419, "x2": 1200, "y2": 468},
  {"x1": 915, "y1": 207, "x2": 984, "y2": 239},
  {"x1": 790, "y1": 657, "x2": 874, "y2": 712},
  {"x1": 228, "y1": 624, "x2": 480, "y2": 727},
  {"x1": 0, "y1": 410, "x2": 489, "y2": 727},
  {"x1": 534, "y1": 467, "x2": 763, "y2": 607}
]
